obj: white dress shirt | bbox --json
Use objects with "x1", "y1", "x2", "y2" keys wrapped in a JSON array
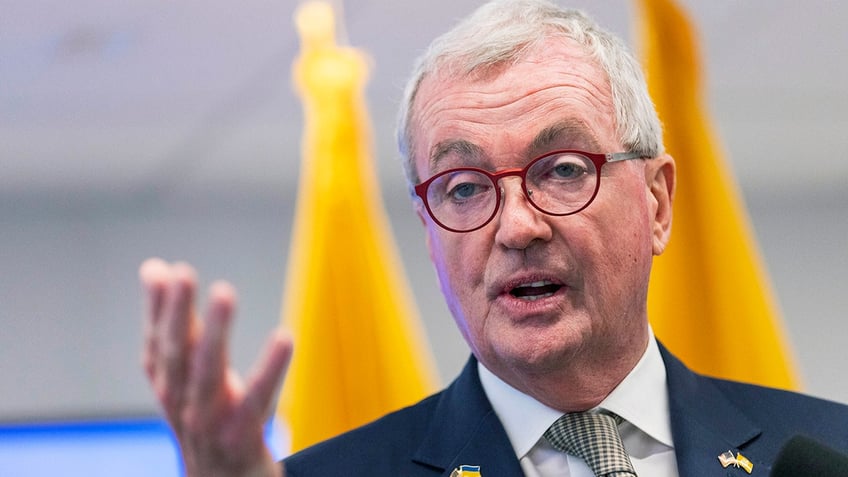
[{"x1": 478, "y1": 331, "x2": 679, "y2": 477}]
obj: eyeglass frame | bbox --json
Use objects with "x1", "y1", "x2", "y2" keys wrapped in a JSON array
[{"x1": 413, "y1": 149, "x2": 650, "y2": 233}]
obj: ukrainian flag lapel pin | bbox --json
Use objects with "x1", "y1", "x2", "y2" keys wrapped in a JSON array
[
  {"x1": 450, "y1": 464, "x2": 482, "y2": 477},
  {"x1": 735, "y1": 453, "x2": 754, "y2": 474}
]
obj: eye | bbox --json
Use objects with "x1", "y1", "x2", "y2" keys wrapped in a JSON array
[
  {"x1": 427, "y1": 169, "x2": 492, "y2": 206},
  {"x1": 552, "y1": 161, "x2": 584, "y2": 179},
  {"x1": 444, "y1": 172, "x2": 491, "y2": 202},
  {"x1": 449, "y1": 182, "x2": 481, "y2": 200},
  {"x1": 530, "y1": 152, "x2": 592, "y2": 183}
]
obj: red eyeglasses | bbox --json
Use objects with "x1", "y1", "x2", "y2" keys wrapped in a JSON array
[{"x1": 414, "y1": 149, "x2": 647, "y2": 233}]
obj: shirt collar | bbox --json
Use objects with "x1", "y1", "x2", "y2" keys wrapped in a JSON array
[
  {"x1": 478, "y1": 359, "x2": 562, "y2": 458},
  {"x1": 597, "y1": 333, "x2": 674, "y2": 447},
  {"x1": 478, "y1": 328, "x2": 673, "y2": 459}
]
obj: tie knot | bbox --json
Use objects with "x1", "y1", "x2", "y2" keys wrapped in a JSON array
[{"x1": 544, "y1": 412, "x2": 637, "y2": 477}]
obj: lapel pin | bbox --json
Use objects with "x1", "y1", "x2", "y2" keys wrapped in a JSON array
[
  {"x1": 450, "y1": 464, "x2": 482, "y2": 477},
  {"x1": 736, "y1": 453, "x2": 754, "y2": 473},
  {"x1": 718, "y1": 450, "x2": 754, "y2": 474},
  {"x1": 718, "y1": 450, "x2": 736, "y2": 468}
]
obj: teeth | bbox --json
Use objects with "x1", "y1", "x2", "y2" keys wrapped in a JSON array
[
  {"x1": 520, "y1": 280, "x2": 554, "y2": 288},
  {"x1": 511, "y1": 280, "x2": 559, "y2": 301},
  {"x1": 518, "y1": 291, "x2": 555, "y2": 301}
]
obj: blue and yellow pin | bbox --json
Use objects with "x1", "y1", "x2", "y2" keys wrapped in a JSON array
[
  {"x1": 718, "y1": 450, "x2": 754, "y2": 474},
  {"x1": 450, "y1": 464, "x2": 482, "y2": 477}
]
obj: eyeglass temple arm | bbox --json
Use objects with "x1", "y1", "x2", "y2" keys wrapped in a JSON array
[{"x1": 606, "y1": 151, "x2": 651, "y2": 162}]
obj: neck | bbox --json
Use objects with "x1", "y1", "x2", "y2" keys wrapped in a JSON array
[{"x1": 492, "y1": 331, "x2": 650, "y2": 412}]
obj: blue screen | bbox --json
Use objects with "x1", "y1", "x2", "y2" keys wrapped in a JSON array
[{"x1": 0, "y1": 418, "x2": 287, "y2": 477}]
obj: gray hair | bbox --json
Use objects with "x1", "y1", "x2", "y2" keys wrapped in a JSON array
[{"x1": 396, "y1": 0, "x2": 664, "y2": 187}]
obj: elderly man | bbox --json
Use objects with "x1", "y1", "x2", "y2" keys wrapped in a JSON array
[{"x1": 140, "y1": 1, "x2": 848, "y2": 476}]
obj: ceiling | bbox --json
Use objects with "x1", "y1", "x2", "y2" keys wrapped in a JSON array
[{"x1": 3, "y1": 0, "x2": 847, "y2": 200}]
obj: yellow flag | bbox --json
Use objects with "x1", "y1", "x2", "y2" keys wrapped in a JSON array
[
  {"x1": 278, "y1": 0, "x2": 438, "y2": 452},
  {"x1": 635, "y1": 0, "x2": 800, "y2": 389}
]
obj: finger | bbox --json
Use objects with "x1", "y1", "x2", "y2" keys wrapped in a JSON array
[
  {"x1": 187, "y1": 280, "x2": 237, "y2": 410},
  {"x1": 240, "y1": 328, "x2": 294, "y2": 421},
  {"x1": 140, "y1": 257, "x2": 169, "y2": 320},
  {"x1": 157, "y1": 262, "x2": 198, "y2": 410},
  {"x1": 139, "y1": 258, "x2": 169, "y2": 378}
]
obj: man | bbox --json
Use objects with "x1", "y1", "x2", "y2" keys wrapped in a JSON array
[{"x1": 140, "y1": 1, "x2": 848, "y2": 476}]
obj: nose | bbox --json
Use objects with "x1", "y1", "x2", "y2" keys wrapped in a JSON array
[{"x1": 493, "y1": 178, "x2": 553, "y2": 249}]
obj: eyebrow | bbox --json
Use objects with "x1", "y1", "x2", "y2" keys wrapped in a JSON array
[
  {"x1": 429, "y1": 139, "x2": 483, "y2": 168},
  {"x1": 528, "y1": 119, "x2": 602, "y2": 155},
  {"x1": 427, "y1": 119, "x2": 602, "y2": 170}
]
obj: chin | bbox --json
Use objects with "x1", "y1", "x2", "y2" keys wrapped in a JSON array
[{"x1": 493, "y1": 335, "x2": 583, "y2": 375}]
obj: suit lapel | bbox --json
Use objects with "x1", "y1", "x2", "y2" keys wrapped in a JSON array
[
  {"x1": 412, "y1": 345, "x2": 768, "y2": 476},
  {"x1": 660, "y1": 342, "x2": 764, "y2": 477},
  {"x1": 412, "y1": 357, "x2": 525, "y2": 477}
]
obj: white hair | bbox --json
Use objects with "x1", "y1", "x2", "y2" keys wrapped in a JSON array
[{"x1": 396, "y1": 0, "x2": 664, "y2": 187}]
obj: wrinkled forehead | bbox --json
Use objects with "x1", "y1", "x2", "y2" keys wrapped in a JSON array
[{"x1": 408, "y1": 37, "x2": 614, "y2": 175}]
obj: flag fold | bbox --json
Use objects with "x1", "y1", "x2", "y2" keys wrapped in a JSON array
[
  {"x1": 635, "y1": 0, "x2": 799, "y2": 389},
  {"x1": 279, "y1": 0, "x2": 438, "y2": 453}
]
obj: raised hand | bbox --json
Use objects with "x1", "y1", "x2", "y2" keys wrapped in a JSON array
[{"x1": 140, "y1": 258, "x2": 293, "y2": 477}]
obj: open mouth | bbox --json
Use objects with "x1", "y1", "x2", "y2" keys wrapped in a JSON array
[{"x1": 509, "y1": 280, "x2": 563, "y2": 301}]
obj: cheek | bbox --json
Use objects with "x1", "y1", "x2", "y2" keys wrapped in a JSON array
[
  {"x1": 610, "y1": 209, "x2": 653, "y2": 260},
  {"x1": 579, "y1": 186, "x2": 655, "y2": 289},
  {"x1": 426, "y1": 228, "x2": 463, "y2": 302},
  {"x1": 426, "y1": 229, "x2": 487, "y2": 347},
  {"x1": 427, "y1": 227, "x2": 489, "y2": 308},
  {"x1": 595, "y1": 202, "x2": 655, "y2": 307},
  {"x1": 604, "y1": 173, "x2": 654, "y2": 245}
]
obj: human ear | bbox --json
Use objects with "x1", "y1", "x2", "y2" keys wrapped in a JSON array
[
  {"x1": 414, "y1": 201, "x2": 438, "y2": 263},
  {"x1": 414, "y1": 201, "x2": 427, "y2": 227},
  {"x1": 646, "y1": 153, "x2": 676, "y2": 255}
]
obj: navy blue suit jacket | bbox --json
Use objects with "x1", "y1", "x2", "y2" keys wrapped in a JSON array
[{"x1": 284, "y1": 341, "x2": 848, "y2": 476}]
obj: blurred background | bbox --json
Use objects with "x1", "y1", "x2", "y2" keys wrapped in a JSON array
[{"x1": 1, "y1": 0, "x2": 846, "y2": 432}]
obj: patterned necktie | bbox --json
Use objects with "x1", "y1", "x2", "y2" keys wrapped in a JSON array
[{"x1": 544, "y1": 412, "x2": 637, "y2": 477}]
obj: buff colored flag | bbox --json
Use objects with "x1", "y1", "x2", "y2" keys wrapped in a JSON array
[
  {"x1": 278, "y1": 1, "x2": 438, "y2": 452},
  {"x1": 635, "y1": 0, "x2": 799, "y2": 389}
]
